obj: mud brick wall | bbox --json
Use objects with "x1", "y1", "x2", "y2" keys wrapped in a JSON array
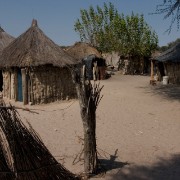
[
  {"x1": 29, "y1": 66, "x2": 76, "y2": 104},
  {"x1": 2, "y1": 71, "x2": 10, "y2": 98},
  {"x1": 166, "y1": 63, "x2": 180, "y2": 84}
]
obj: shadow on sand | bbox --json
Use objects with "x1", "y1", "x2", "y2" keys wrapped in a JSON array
[
  {"x1": 109, "y1": 154, "x2": 180, "y2": 180},
  {"x1": 95, "y1": 149, "x2": 129, "y2": 177},
  {"x1": 139, "y1": 83, "x2": 180, "y2": 101},
  {"x1": 152, "y1": 84, "x2": 180, "y2": 101}
]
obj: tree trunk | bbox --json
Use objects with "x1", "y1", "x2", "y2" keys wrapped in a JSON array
[
  {"x1": 71, "y1": 66, "x2": 103, "y2": 176},
  {"x1": 75, "y1": 80, "x2": 98, "y2": 175}
]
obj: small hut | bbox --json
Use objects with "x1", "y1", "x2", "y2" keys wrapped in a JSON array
[
  {"x1": 154, "y1": 43, "x2": 180, "y2": 84},
  {"x1": 0, "y1": 27, "x2": 15, "y2": 91},
  {"x1": 66, "y1": 42, "x2": 106, "y2": 80},
  {"x1": 0, "y1": 19, "x2": 77, "y2": 105}
]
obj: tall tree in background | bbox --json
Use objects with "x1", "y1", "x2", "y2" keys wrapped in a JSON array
[
  {"x1": 74, "y1": 3, "x2": 118, "y2": 52},
  {"x1": 154, "y1": 0, "x2": 180, "y2": 33},
  {"x1": 74, "y1": 2, "x2": 158, "y2": 59}
]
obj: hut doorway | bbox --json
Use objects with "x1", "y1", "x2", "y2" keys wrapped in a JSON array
[
  {"x1": 0, "y1": 70, "x2": 3, "y2": 91},
  {"x1": 83, "y1": 55, "x2": 106, "y2": 80},
  {"x1": 157, "y1": 62, "x2": 165, "y2": 81},
  {"x1": 17, "y1": 69, "x2": 23, "y2": 102}
]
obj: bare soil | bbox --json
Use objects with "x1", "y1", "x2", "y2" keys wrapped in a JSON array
[{"x1": 4, "y1": 73, "x2": 180, "y2": 179}]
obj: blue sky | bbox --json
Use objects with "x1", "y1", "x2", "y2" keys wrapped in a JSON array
[{"x1": 0, "y1": 0, "x2": 179, "y2": 47}]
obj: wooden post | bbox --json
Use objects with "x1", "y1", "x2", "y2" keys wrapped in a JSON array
[
  {"x1": 93, "y1": 61, "x2": 97, "y2": 81},
  {"x1": 21, "y1": 69, "x2": 28, "y2": 105},
  {"x1": 71, "y1": 65, "x2": 103, "y2": 177},
  {"x1": 8, "y1": 71, "x2": 11, "y2": 99},
  {"x1": 2, "y1": 71, "x2": 6, "y2": 98},
  {"x1": 14, "y1": 70, "x2": 18, "y2": 101},
  {"x1": 150, "y1": 60, "x2": 156, "y2": 85},
  {"x1": 10, "y1": 71, "x2": 15, "y2": 100},
  {"x1": 151, "y1": 59, "x2": 154, "y2": 81}
]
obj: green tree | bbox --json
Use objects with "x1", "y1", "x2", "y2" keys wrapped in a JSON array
[
  {"x1": 74, "y1": 2, "x2": 118, "y2": 52},
  {"x1": 74, "y1": 2, "x2": 158, "y2": 60}
]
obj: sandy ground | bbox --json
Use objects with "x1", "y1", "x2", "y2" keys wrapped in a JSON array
[{"x1": 4, "y1": 73, "x2": 180, "y2": 180}]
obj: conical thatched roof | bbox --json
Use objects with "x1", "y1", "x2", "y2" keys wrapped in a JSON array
[
  {"x1": 155, "y1": 42, "x2": 180, "y2": 63},
  {"x1": 0, "y1": 19, "x2": 76, "y2": 68},
  {"x1": 66, "y1": 42, "x2": 102, "y2": 62},
  {"x1": 0, "y1": 27, "x2": 15, "y2": 52}
]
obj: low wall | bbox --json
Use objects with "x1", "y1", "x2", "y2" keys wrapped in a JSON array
[
  {"x1": 166, "y1": 63, "x2": 180, "y2": 84},
  {"x1": 29, "y1": 66, "x2": 76, "y2": 104},
  {"x1": 2, "y1": 66, "x2": 77, "y2": 104}
]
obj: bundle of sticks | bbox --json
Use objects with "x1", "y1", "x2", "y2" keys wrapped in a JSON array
[{"x1": 0, "y1": 102, "x2": 79, "y2": 180}]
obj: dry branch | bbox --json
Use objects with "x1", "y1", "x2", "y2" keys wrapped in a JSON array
[
  {"x1": 0, "y1": 103, "x2": 79, "y2": 179},
  {"x1": 0, "y1": 106, "x2": 39, "y2": 114}
]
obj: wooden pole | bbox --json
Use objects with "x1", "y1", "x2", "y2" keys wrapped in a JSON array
[
  {"x1": 8, "y1": 71, "x2": 11, "y2": 99},
  {"x1": 150, "y1": 60, "x2": 156, "y2": 85},
  {"x1": 151, "y1": 60, "x2": 154, "y2": 80},
  {"x1": 21, "y1": 69, "x2": 28, "y2": 105},
  {"x1": 71, "y1": 65, "x2": 102, "y2": 177},
  {"x1": 2, "y1": 71, "x2": 6, "y2": 98},
  {"x1": 14, "y1": 70, "x2": 18, "y2": 101}
]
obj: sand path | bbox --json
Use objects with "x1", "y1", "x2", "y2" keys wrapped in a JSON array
[{"x1": 5, "y1": 73, "x2": 180, "y2": 179}]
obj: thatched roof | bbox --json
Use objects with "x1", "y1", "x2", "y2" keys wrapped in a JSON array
[
  {"x1": 150, "y1": 50, "x2": 161, "y2": 60},
  {"x1": 66, "y1": 42, "x2": 102, "y2": 62},
  {"x1": 155, "y1": 42, "x2": 180, "y2": 63},
  {"x1": 0, "y1": 19, "x2": 76, "y2": 68},
  {"x1": 0, "y1": 26, "x2": 15, "y2": 53}
]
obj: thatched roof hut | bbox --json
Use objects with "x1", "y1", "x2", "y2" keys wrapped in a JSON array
[
  {"x1": 66, "y1": 42, "x2": 101, "y2": 62},
  {"x1": 66, "y1": 42, "x2": 106, "y2": 80},
  {"x1": 153, "y1": 43, "x2": 180, "y2": 84},
  {"x1": 0, "y1": 27, "x2": 15, "y2": 53},
  {"x1": 0, "y1": 19, "x2": 77, "y2": 104},
  {"x1": 0, "y1": 20, "x2": 76, "y2": 68},
  {"x1": 155, "y1": 43, "x2": 180, "y2": 63}
]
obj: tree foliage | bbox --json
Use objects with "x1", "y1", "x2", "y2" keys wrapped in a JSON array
[
  {"x1": 157, "y1": 38, "x2": 180, "y2": 52},
  {"x1": 74, "y1": 2, "x2": 158, "y2": 58},
  {"x1": 154, "y1": 0, "x2": 180, "y2": 33}
]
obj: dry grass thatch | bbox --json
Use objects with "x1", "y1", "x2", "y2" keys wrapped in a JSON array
[
  {"x1": 66, "y1": 42, "x2": 102, "y2": 62},
  {"x1": 0, "y1": 19, "x2": 77, "y2": 68},
  {"x1": 150, "y1": 50, "x2": 161, "y2": 60},
  {"x1": 0, "y1": 103, "x2": 79, "y2": 179},
  {"x1": 0, "y1": 27, "x2": 15, "y2": 53},
  {"x1": 155, "y1": 42, "x2": 180, "y2": 63}
]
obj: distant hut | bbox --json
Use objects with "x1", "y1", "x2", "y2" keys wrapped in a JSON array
[
  {"x1": 154, "y1": 43, "x2": 180, "y2": 84},
  {"x1": 0, "y1": 27, "x2": 15, "y2": 91},
  {"x1": 0, "y1": 19, "x2": 77, "y2": 105},
  {"x1": 66, "y1": 42, "x2": 106, "y2": 80},
  {"x1": 102, "y1": 51, "x2": 120, "y2": 68}
]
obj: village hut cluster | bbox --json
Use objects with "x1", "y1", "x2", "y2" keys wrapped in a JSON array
[
  {"x1": 151, "y1": 43, "x2": 180, "y2": 85},
  {"x1": 0, "y1": 19, "x2": 106, "y2": 105},
  {"x1": 66, "y1": 42, "x2": 106, "y2": 80},
  {"x1": 1, "y1": 19, "x2": 179, "y2": 105}
]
